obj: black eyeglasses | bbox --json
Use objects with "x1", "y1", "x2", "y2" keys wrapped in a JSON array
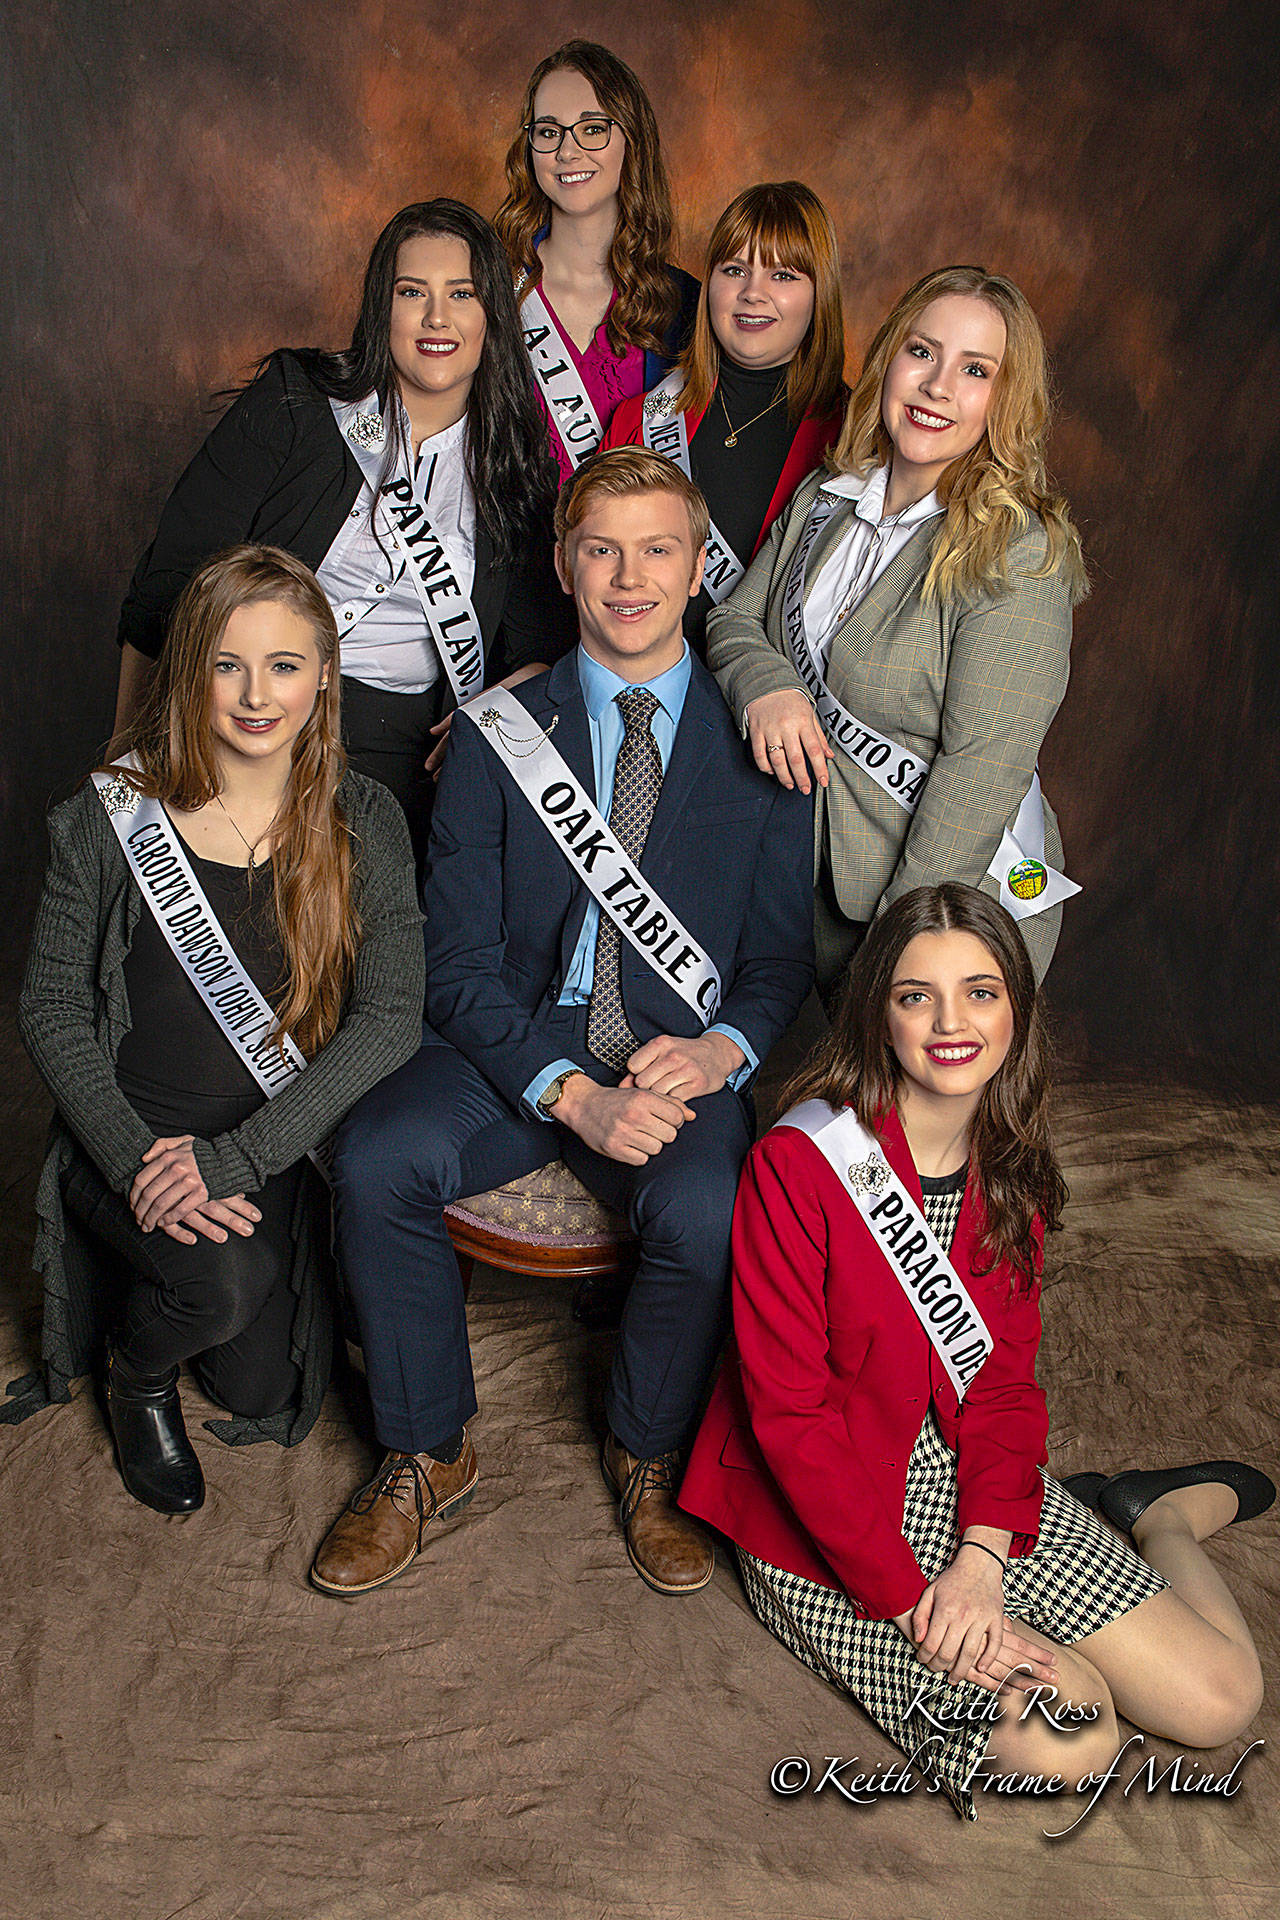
[{"x1": 525, "y1": 115, "x2": 618, "y2": 153}]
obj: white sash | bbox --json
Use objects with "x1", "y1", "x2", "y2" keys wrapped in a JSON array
[
  {"x1": 518, "y1": 284, "x2": 604, "y2": 471},
  {"x1": 332, "y1": 398, "x2": 485, "y2": 706},
  {"x1": 780, "y1": 1101, "x2": 993, "y2": 1402},
  {"x1": 460, "y1": 685, "x2": 722, "y2": 1025},
  {"x1": 783, "y1": 488, "x2": 1079, "y2": 922},
  {"x1": 92, "y1": 762, "x2": 305, "y2": 1097},
  {"x1": 641, "y1": 372, "x2": 747, "y2": 603}
]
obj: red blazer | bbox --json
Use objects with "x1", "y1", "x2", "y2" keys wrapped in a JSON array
[
  {"x1": 602, "y1": 390, "x2": 842, "y2": 559},
  {"x1": 680, "y1": 1107, "x2": 1048, "y2": 1620}
]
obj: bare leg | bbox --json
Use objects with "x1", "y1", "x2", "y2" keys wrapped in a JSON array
[
  {"x1": 1067, "y1": 1483, "x2": 1263, "y2": 1747},
  {"x1": 981, "y1": 1627, "x2": 1120, "y2": 1790}
]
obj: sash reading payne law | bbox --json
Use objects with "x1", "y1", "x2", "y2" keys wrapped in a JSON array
[
  {"x1": 782, "y1": 488, "x2": 1080, "y2": 924},
  {"x1": 641, "y1": 371, "x2": 746, "y2": 604},
  {"x1": 332, "y1": 398, "x2": 485, "y2": 706},
  {"x1": 460, "y1": 684, "x2": 722, "y2": 1026},
  {"x1": 517, "y1": 283, "x2": 604, "y2": 472},
  {"x1": 780, "y1": 1100, "x2": 994, "y2": 1402}
]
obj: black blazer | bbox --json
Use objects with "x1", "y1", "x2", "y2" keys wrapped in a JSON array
[
  {"x1": 422, "y1": 648, "x2": 816, "y2": 1111},
  {"x1": 117, "y1": 349, "x2": 574, "y2": 684}
]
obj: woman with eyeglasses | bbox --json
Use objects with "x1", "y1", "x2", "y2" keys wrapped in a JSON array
[
  {"x1": 112, "y1": 201, "x2": 571, "y2": 863},
  {"x1": 494, "y1": 40, "x2": 699, "y2": 482},
  {"x1": 602, "y1": 182, "x2": 848, "y2": 657}
]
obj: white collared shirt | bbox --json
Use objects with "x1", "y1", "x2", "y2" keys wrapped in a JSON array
[
  {"x1": 803, "y1": 465, "x2": 943, "y2": 672},
  {"x1": 317, "y1": 406, "x2": 476, "y2": 694}
]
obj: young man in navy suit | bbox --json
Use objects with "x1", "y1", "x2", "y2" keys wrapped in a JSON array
[{"x1": 312, "y1": 447, "x2": 814, "y2": 1597}]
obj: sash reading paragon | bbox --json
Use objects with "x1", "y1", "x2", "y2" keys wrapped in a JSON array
[
  {"x1": 780, "y1": 1100, "x2": 993, "y2": 1402},
  {"x1": 332, "y1": 398, "x2": 485, "y2": 705},
  {"x1": 92, "y1": 760, "x2": 306, "y2": 1098},
  {"x1": 460, "y1": 685, "x2": 722, "y2": 1025},
  {"x1": 641, "y1": 372, "x2": 747, "y2": 603},
  {"x1": 782, "y1": 486, "x2": 1080, "y2": 923},
  {"x1": 517, "y1": 283, "x2": 605, "y2": 471}
]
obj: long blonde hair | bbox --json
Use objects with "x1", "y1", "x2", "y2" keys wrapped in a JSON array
[
  {"x1": 108, "y1": 546, "x2": 359, "y2": 1057},
  {"x1": 674, "y1": 181, "x2": 847, "y2": 426},
  {"x1": 494, "y1": 40, "x2": 680, "y2": 356},
  {"x1": 831, "y1": 266, "x2": 1087, "y2": 605}
]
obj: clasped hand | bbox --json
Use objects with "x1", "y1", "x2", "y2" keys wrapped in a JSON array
[
  {"x1": 555, "y1": 1032, "x2": 744, "y2": 1166},
  {"x1": 130, "y1": 1136, "x2": 260, "y2": 1245},
  {"x1": 896, "y1": 1549, "x2": 1057, "y2": 1693}
]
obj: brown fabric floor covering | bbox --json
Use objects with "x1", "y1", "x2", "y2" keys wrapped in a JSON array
[{"x1": 1, "y1": 1009, "x2": 1276, "y2": 1920}]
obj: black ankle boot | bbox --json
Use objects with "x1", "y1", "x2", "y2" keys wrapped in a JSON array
[{"x1": 105, "y1": 1345, "x2": 205, "y2": 1514}]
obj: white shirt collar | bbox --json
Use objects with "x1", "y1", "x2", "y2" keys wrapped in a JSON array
[{"x1": 822, "y1": 463, "x2": 943, "y2": 529}]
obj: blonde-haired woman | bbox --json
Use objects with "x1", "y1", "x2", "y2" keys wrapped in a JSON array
[
  {"x1": 15, "y1": 547, "x2": 423, "y2": 1513},
  {"x1": 707, "y1": 265, "x2": 1088, "y2": 990},
  {"x1": 603, "y1": 181, "x2": 847, "y2": 656},
  {"x1": 495, "y1": 39, "x2": 698, "y2": 482}
]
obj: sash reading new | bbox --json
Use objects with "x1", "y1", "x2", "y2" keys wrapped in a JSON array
[
  {"x1": 518, "y1": 284, "x2": 604, "y2": 471},
  {"x1": 460, "y1": 685, "x2": 723, "y2": 1026},
  {"x1": 92, "y1": 761, "x2": 306, "y2": 1099},
  {"x1": 332, "y1": 398, "x2": 485, "y2": 706},
  {"x1": 783, "y1": 487, "x2": 1080, "y2": 924},
  {"x1": 641, "y1": 371, "x2": 747, "y2": 603},
  {"x1": 780, "y1": 1100, "x2": 993, "y2": 1402}
]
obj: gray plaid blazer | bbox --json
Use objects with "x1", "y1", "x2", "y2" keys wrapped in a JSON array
[{"x1": 706, "y1": 469, "x2": 1073, "y2": 981}]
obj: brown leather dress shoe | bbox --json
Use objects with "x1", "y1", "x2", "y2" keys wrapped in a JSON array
[
  {"x1": 602, "y1": 1432, "x2": 714, "y2": 1595},
  {"x1": 310, "y1": 1435, "x2": 478, "y2": 1595}
]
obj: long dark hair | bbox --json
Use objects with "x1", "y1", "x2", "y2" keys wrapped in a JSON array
[
  {"x1": 302, "y1": 200, "x2": 557, "y2": 565},
  {"x1": 778, "y1": 884, "x2": 1066, "y2": 1287},
  {"x1": 107, "y1": 546, "x2": 358, "y2": 1059},
  {"x1": 494, "y1": 41, "x2": 680, "y2": 355}
]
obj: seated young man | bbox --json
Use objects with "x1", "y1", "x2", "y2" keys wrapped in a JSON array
[{"x1": 312, "y1": 446, "x2": 814, "y2": 1597}]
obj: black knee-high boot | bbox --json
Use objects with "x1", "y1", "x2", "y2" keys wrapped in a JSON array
[{"x1": 105, "y1": 1344, "x2": 205, "y2": 1514}]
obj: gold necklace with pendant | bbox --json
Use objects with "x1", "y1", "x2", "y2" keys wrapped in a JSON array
[{"x1": 718, "y1": 383, "x2": 787, "y2": 448}]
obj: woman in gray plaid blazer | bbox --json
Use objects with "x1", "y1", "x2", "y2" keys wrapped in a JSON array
[{"x1": 707, "y1": 266, "x2": 1088, "y2": 993}]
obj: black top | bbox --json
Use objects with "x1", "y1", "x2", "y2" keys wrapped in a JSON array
[
  {"x1": 685, "y1": 359, "x2": 795, "y2": 657},
  {"x1": 115, "y1": 846, "x2": 286, "y2": 1136}
]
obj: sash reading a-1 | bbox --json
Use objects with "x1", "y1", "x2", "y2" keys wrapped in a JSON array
[
  {"x1": 783, "y1": 488, "x2": 1080, "y2": 923},
  {"x1": 460, "y1": 685, "x2": 723, "y2": 1025},
  {"x1": 92, "y1": 761, "x2": 306, "y2": 1099},
  {"x1": 331, "y1": 398, "x2": 485, "y2": 705},
  {"x1": 517, "y1": 283, "x2": 604, "y2": 471},
  {"x1": 641, "y1": 372, "x2": 747, "y2": 604},
  {"x1": 780, "y1": 1100, "x2": 993, "y2": 1402}
]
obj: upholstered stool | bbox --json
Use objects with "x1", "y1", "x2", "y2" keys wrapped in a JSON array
[{"x1": 444, "y1": 1161, "x2": 635, "y2": 1326}]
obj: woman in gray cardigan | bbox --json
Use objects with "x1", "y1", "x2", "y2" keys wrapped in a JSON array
[
  {"x1": 15, "y1": 547, "x2": 423, "y2": 1514},
  {"x1": 707, "y1": 265, "x2": 1088, "y2": 995}
]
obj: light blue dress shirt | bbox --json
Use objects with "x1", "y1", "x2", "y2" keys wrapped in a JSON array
[{"x1": 523, "y1": 643, "x2": 757, "y2": 1118}]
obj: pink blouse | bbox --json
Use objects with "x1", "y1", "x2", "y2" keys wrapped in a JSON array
[{"x1": 533, "y1": 288, "x2": 645, "y2": 483}]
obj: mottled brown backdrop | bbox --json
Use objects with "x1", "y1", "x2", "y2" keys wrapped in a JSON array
[{"x1": 5, "y1": 0, "x2": 1278, "y2": 1089}]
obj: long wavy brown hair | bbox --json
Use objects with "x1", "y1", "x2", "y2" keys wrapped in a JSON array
[
  {"x1": 777, "y1": 884, "x2": 1066, "y2": 1288},
  {"x1": 674, "y1": 182, "x2": 848, "y2": 425},
  {"x1": 830, "y1": 266, "x2": 1088, "y2": 607},
  {"x1": 494, "y1": 40, "x2": 680, "y2": 356},
  {"x1": 107, "y1": 546, "x2": 359, "y2": 1057}
]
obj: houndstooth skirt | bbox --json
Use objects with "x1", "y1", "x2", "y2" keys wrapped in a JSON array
[{"x1": 739, "y1": 1412, "x2": 1169, "y2": 1820}]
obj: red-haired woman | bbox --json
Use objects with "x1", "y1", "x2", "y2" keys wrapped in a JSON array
[
  {"x1": 495, "y1": 40, "x2": 698, "y2": 483},
  {"x1": 603, "y1": 182, "x2": 847, "y2": 657},
  {"x1": 682, "y1": 885, "x2": 1269, "y2": 1820},
  {"x1": 15, "y1": 548, "x2": 423, "y2": 1513}
]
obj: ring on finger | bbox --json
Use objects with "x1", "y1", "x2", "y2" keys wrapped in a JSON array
[{"x1": 766, "y1": 743, "x2": 784, "y2": 754}]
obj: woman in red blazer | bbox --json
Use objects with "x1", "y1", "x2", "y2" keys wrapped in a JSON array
[
  {"x1": 682, "y1": 884, "x2": 1268, "y2": 1819},
  {"x1": 602, "y1": 182, "x2": 846, "y2": 657}
]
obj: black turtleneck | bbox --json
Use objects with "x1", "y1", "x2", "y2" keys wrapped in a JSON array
[{"x1": 685, "y1": 357, "x2": 796, "y2": 657}]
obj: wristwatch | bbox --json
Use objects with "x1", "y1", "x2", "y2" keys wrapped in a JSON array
[{"x1": 536, "y1": 1068, "x2": 581, "y2": 1117}]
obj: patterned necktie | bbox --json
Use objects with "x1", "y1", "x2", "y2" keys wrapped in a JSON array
[{"x1": 586, "y1": 687, "x2": 664, "y2": 1073}]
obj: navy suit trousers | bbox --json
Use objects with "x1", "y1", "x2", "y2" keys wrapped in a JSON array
[{"x1": 331, "y1": 1015, "x2": 752, "y2": 1458}]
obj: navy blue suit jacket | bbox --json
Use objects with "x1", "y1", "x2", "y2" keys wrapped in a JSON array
[{"x1": 422, "y1": 649, "x2": 815, "y2": 1112}]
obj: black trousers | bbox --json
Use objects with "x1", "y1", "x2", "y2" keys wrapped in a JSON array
[
  {"x1": 61, "y1": 1145, "x2": 304, "y2": 1421},
  {"x1": 340, "y1": 673, "x2": 447, "y2": 869}
]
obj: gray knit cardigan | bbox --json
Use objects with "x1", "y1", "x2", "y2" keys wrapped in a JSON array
[{"x1": 6, "y1": 769, "x2": 424, "y2": 1446}]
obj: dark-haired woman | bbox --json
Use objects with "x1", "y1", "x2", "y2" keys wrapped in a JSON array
[
  {"x1": 681, "y1": 885, "x2": 1267, "y2": 1820},
  {"x1": 603, "y1": 182, "x2": 846, "y2": 657},
  {"x1": 114, "y1": 201, "x2": 572, "y2": 860},
  {"x1": 495, "y1": 40, "x2": 699, "y2": 483},
  {"x1": 708, "y1": 266, "x2": 1088, "y2": 991},
  {"x1": 15, "y1": 547, "x2": 424, "y2": 1512}
]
